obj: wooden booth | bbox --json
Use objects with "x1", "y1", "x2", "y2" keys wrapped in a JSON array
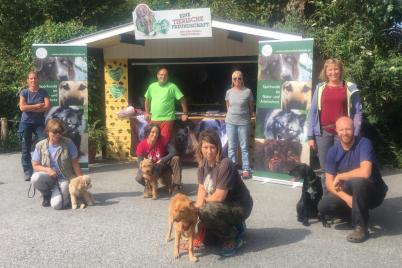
[{"x1": 65, "y1": 19, "x2": 302, "y2": 161}]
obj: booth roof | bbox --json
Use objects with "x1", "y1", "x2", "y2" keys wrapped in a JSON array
[{"x1": 64, "y1": 18, "x2": 303, "y2": 47}]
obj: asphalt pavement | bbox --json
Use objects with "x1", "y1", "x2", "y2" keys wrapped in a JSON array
[{"x1": 0, "y1": 152, "x2": 401, "y2": 267}]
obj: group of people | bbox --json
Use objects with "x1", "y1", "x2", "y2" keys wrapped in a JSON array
[
  {"x1": 20, "y1": 58, "x2": 388, "y2": 257},
  {"x1": 134, "y1": 67, "x2": 254, "y2": 256}
]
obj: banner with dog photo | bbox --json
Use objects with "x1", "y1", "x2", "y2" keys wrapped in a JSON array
[
  {"x1": 32, "y1": 44, "x2": 88, "y2": 168},
  {"x1": 254, "y1": 39, "x2": 313, "y2": 185}
]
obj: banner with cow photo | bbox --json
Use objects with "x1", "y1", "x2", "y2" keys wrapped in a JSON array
[
  {"x1": 32, "y1": 44, "x2": 88, "y2": 168},
  {"x1": 253, "y1": 39, "x2": 313, "y2": 185}
]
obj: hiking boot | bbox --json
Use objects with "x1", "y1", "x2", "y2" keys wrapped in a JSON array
[
  {"x1": 219, "y1": 238, "x2": 244, "y2": 257},
  {"x1": 241, "y1": 170, "x2": 251, "y2": 180},
  {"x1": 24, "y1": 174, "x2": 31, "y2": 181},
  {"x1": 346, "y1": 225, "x2": 369, "y2": 243},
  {"x1": 42, "y1": 194, "x2": 51, "y2": 207}
]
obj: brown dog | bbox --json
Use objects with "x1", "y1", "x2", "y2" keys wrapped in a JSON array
[
  {"x1": 69, "y1": 175, "x2": 95, "y2": 209},
  {"x1": 140, "y1": 159, "x2": 173, "y2": 200},
  {"x1": 166, "y1": 193, "x2": 198, "y2": 262},
  {"x1": 59, "y1": 80, "x2": 88, "y2": 107},
  {"x1": 281, "y1": 81, "x2": 312, "y2": 111}
]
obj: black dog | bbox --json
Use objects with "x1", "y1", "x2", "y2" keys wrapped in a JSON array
[
  {"x1": 289, "y1": 164, "x2": 328, "y2": 227},
  {"x1": 264, "y1": 110, "x2": 305, "y2": 142}
]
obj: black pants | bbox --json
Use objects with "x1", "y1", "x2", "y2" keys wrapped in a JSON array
[
  {"x1": 135, "y1": 156, "x2": 182, "y2": 186},
  {"x1": 199, "y1": 199, "x2": 253, "y2": 243},
  {"x1": 318, "y1": 179, "x2": 386, "y2": 229}
]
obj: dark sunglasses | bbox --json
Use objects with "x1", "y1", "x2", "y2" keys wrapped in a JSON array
[
  {"x1": 50, "y1": 129, "x2": 63, "y2": 134},
  {"x1": 232, "y1": 77, "x2": 242, "y2": 81}
]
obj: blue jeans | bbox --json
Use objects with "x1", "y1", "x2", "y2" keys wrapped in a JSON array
[
  {"x1": 18, "y1": 122, "x2": 46, "y2": 179},
  {"x1": 226, "y1": 122, "x2": 250, "y2": 171}
]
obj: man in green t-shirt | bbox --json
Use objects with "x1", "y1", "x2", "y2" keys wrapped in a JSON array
[{"x1": 144, "y1": 68, "x2": 188, "y2": 142}]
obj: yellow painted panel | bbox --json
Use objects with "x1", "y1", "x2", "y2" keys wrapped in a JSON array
[{"x1": 104, "y1": 59, "x2": 133, "y2": 160}]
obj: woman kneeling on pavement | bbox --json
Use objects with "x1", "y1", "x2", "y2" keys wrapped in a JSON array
[
  {"x1": 31, "y1": 118, "x2": 82, "y2": 209},
  {"x1": 135, "y1": 123, "x2": 182, "y2": 191},
  {"x1": 195, "y1": 130, "x2": 253, "y2": 257}
]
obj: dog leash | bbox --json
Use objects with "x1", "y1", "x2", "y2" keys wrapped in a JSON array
[{"x1": 27, "y1": 183, "x2": 36, "y2": 198}]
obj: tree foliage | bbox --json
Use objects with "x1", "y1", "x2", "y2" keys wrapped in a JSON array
[{"x1": 298, "y1": 0, "x2": 402, "y2": 167}]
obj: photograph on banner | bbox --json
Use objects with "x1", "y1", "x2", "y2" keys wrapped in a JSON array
[
  {"x1": 132, "y1": 4, "x2": 211, "y2": 40},
  {"x1": 32, "y1": 45, "x2": 88, "y2": 168},
  {"x1": 254, "y1": 39, "x2": 313, "y2": 183}
]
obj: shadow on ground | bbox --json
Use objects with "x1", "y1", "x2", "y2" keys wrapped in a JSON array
[
  {"x1": 89, "y1": 161, "x2": 134, "y2": 173},
  {"x1": 241, "y1": 227, "x2": 311, "y2": 253},
  {"x1": 93, "y1": 191, "x2": 142, "y2": 206},
  {"x1": 196, "y1": 227, "x2": 311, "y2": 259},
  {"x1": 370, "y1": 196, "x2": 402, "y2": 238},
  {"x1": 180, "y1": 183, "x2": 198, "y2": 196}
]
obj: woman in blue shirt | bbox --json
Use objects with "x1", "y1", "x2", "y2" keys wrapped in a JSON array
[
  {"x1": 31, "y1": 118, "x2": 82, "y2": 209},
  {"x1": 18, "y1": 71, "x2": 50, "y2": 181}
]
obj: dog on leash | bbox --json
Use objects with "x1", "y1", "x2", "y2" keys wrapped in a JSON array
[
  {"x1": 166, "y1": 193, "x2": 198, "y2": 262},
  {"x1": 140, "y1": 159, "x2": 173, "y2": 200},
  {"x1": 69, "y1": 175, "x2": 95, "y2": 209},
  {"x1": 289, "y1": 164, "x2": 326, "y2": 226}
]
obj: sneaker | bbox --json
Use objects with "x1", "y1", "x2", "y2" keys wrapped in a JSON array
[
  {"x1": 219, "y1": 238, "x2": 244, "y2": 257},
  {"x1": 24, "y1": 174, "x2": 31, "y2": 181},
  {"x1": 42, "y1": 194, "x2": 51, "y2": 207},
  {"x1": 235, "y1": 221, "x2": 247, "y2": 238},
  {"x1": 241, "y1": 170, "x2": 251, "y2": 180},
  {"x1": 346, "y1": 226, "x2": 369, "y2": 243}
]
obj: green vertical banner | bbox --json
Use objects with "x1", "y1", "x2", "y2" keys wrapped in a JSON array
[
  {"x1": 253, "y1": 39, "x2": 313, "y2": 185},
  {"x1": 32, "y1": 44, "x2": 88, "y2": 168}
]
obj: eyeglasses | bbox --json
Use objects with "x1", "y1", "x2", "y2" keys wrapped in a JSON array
[
  {"x1": 232, "y1": 77, "x2": 242, "y2": 81},
  {"x1": 50, "y1": 129, "x2": 63, "y2": 134}
]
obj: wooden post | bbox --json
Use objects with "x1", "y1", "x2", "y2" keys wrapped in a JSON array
[{"x1": 0, "y1": 118, "x2": 8, "y2": 141}]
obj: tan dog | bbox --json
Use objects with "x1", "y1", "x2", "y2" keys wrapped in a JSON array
[
  {"x1": 281, "y1": 81, "x2": 312, "y2": 111},
  {"x1": 166, "y1": 193, "x2": 198, "y2": 262},
  {"x1": 140, "y1": 159, "x2": 173, "y2": 200},
  {"x1": 69, "y1": 175, "x2": 95, "y2": 209},
  {"x1": 59, "y1": 80, "x2": 88, "y2": 107}
]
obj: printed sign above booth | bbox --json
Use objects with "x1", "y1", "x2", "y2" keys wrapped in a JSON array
[{"x1": 132, "y1": 4, "x2": 212, "y2": 40}]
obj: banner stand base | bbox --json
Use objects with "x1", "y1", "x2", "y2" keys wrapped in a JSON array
[{"x1": 252, "y1": 176, "x2": 302, "y2": 187}]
